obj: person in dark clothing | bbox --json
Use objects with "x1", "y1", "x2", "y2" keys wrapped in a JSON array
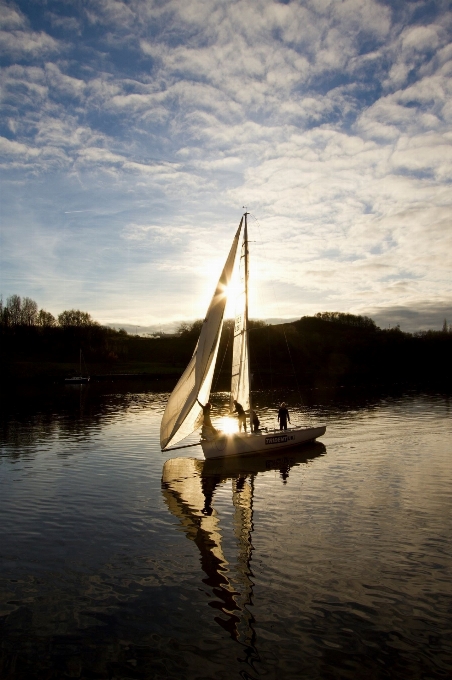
[
  {"x1": 197, "y1": 399, "x2": 218, "y2": 439},
  {"x1": 251, "y1": 410, "x2": 260, "y2": 432},
  {"x1": 233, "y1": 400, "x2": 247, "y2": 432},
  {"x1": 277, "y1": 402, "x2": 290, "y2": 430}
]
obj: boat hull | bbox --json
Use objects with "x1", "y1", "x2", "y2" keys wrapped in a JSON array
[
  {"x1": 201, "y1": 425, "x2": 326, "y2": 459},
  {"x1": 65, "y1": 377, "x2": 90, "y2": 384}
]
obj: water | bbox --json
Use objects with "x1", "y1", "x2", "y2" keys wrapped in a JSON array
[{"x1": 0, "y1": 385, "x2": 451, "y2": 679}]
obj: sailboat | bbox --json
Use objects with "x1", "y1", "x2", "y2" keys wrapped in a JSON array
[
  {"x1": 160, "y1": 212, "x2": 326, "y2": 459},
  {"x1": 65, "y1": 349, "x2": 90, "y2": 384}
]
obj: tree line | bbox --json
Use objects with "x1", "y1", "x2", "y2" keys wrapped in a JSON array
[
  {"x1": 1, "y1": 294, "x2": 451, "y2": 387},
  {"x1": 0, "y1": 295, "x2": 96, "y2": 328}
]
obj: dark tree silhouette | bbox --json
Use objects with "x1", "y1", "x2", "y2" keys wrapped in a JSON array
[{"x1": 58, "y1": 309, "x2": 96, "y2": 327}]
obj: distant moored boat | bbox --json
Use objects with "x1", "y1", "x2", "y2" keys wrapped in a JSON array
[{"x1": 65, "y1": 349, "x2": 90, "y2": 384}]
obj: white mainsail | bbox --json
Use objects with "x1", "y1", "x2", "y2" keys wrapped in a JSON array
[
  {"x1": 160, "y1": 219, "x2": 243, "y2": 450},
  {"x1": 230, "y1": 224, "x2": 250, "y2": 411}
]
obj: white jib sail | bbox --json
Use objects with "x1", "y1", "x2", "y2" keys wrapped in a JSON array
[
  {"x1": 160, "y1": 219, "x2": 243, "y2": 450},
  {"x1": 230, "y1": 231, "x2": 250, "y2": 411}
]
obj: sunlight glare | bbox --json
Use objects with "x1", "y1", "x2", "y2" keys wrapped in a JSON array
[
  {"x1": 215, "y1": 416, "x2": 238, "y2": 434},
  {"x1": 224, "y1": 270, "x2": 243, "y2": 317}
]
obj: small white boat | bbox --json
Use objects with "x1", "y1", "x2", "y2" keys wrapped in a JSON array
[
  {"x1": 160, "y1": 212, "x2": 326, "y2": 459},
  {"x1": 65, "y1": 376, "x2": 90, "y2": 384}
]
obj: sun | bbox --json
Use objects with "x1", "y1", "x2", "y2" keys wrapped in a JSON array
[
  {"x1": 224, "y1": 272, "x2": 243, "y2": 316},
  {"x1": 215, "y1": 416, "x2": 239, "y2": 434}
]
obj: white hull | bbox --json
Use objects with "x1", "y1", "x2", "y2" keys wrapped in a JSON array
[{"x1": 201, "y1": 425, "x2": 326, "y2": 459}]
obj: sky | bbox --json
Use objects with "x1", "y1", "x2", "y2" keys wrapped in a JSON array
[{"x1": 0, "y1": 0, "x2": 451, "y2": 333}]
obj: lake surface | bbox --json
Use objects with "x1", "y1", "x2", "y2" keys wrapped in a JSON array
[{"x1": 0, "y1": 384, "x2": 451, "y2": 679}]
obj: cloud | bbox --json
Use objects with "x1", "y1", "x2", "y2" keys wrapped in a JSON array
[
  {"x1": 47, "y1": 12, "x2": 82, "y2": 35},
  {"x1": 366, "y1": 302, "x2": 452, "y2": 333},
  {"x1": 383, "y1": 17, "x2": 451, "y2": 90},
  {"x1": 0, "y1": 135, "x2": 40, "y2": 157},
  {"x1": 0, "y1": 0, "x2": 451, "y2": 329},
  {"x1": 390, "y1": 134, "x2": 452, "y2": 180},
  {"x1": 0, "y1": 29, "x2": 60, "y2": 59},
  {"x1": 44, "y1": 62, "x2": 86, "y2": 98},
  {"x1": 0, "y1": 4, "x2": 25, "y2": 30}
]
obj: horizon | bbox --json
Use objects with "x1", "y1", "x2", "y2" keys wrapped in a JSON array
[
  {"x1": 1, "y1": 1, "x2": 451, "y2": 330},
  {"x1": 2, "y1": 290, "x2": 449, "y2": 334}
]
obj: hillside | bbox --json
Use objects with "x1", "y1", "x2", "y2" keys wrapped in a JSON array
[{"x1": 1, "y1": 312, "x2": 450, "y2": 389}]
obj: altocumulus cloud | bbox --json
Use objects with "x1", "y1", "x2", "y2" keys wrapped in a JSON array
[{"x1": 0, "y1": 0, "x2": 451, "y2": 331}]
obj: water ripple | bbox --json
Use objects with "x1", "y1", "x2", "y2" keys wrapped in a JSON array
[{"x1": 0, "y1": 388, "x2": 451, "y2": 678}]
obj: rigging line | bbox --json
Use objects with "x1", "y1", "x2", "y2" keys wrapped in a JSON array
[
  {"x1": 282, "y1": 327, "x2": 313, "y2": 425},
  {"x1": 249, "y1": 214, "x2": 275, "y2": 395},
  {"x1": 248, "y1": 328, "x2": 264, "y2": 390},
  {"x1": 213, "y1": 321, "x2": 233, "y2": 393},
  {"x1": 161, "y1": 441, "x2": 202, "y2": 453},
  {"x1": 249, "y1": 213, "x2": 310, "y2": 426},
  {"x1": 267, "y1": 323, "x2": 273, "y2": 392}
]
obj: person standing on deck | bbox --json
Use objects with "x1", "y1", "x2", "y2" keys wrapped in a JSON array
[
  {"x1": 277, "y1": 403, "x2": 290, "y2": 430},
  {"x1": 197, "y1": 399, "x2": 218, "y2": 439},
  {"x1": 233, "y1": 400, "x2": 247, "y2": 432},
  {"x1": 251, "y1": 410, "x2": 260, "y2": 432}
]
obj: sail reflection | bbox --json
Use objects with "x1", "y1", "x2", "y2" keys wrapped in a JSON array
[{"x1": 161, "y1": 442, "x2": 326, "y2": 644}]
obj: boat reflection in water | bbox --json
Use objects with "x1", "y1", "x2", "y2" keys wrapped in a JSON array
[{"x1": 161, "y1": 442, "x2": 326, "y2": 646}]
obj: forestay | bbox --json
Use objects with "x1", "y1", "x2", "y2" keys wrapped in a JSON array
[
  {"x1": 230, "y1": 230, "x2": 250, "y2": 411},
  {"x1": 160, "y1": 219, "x2": 243, "y2": 450}
]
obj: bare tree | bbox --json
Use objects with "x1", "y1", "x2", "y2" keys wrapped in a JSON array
[
  {"x1": 37, "y1": 309, "x2": 56, "y2": 326},
  {"x1": 6, "y1": 295, "x2": 22, "y2": 325},
  {"x1": 22, "y1": 297, "x2": 38, "y2": 325}
]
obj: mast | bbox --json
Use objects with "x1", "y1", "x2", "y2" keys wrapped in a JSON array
[{"x1": 244, "y1": 212, "x2": 253, "y2": 426}]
